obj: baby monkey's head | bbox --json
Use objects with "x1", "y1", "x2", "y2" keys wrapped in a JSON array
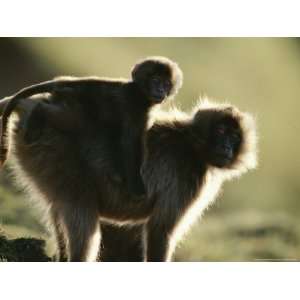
[{"x1": 131, "y1": 56, "x2": 183, "y2": 104}]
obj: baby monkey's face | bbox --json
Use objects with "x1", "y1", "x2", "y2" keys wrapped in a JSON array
[
  {"x1": 147, "y1": 74, "x2": 172, "y2": 103},
  {"x1": 131, "y1": 57, "x2": 182, "y2": 105}
]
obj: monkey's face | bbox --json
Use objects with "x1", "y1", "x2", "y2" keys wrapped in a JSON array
[
  {"x1": 147, "y1": 75, "x2": 172, "y2": 103},
  {"x1": 208, "y1": 117, "x2": 242, "y2": 168},
  {"x1": 132, "y1": 59, "x2": 175, "y2": 104}
]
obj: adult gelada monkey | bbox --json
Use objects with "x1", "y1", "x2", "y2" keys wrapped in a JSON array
[
  {"x1": 3, "y1": 95, "x2": 257, "y2": 261},
  {"x1": 0, "y1": 56, "x2": 183, "y2": 197},
  {"x1": 103, "y1": 100, "x2": 257, "y2": 261}
]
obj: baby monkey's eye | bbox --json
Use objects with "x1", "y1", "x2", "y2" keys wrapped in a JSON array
[
  {"x1": 151, "y1": 77, "x2": 161, "y2": 84},
  {"x1": 216, "y1": 126, "x2": 226, "y2": 135}
]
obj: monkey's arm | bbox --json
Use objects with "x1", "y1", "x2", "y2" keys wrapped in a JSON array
[{"x1": 120, "y1": 124, "x2": 146, "y2": 197}]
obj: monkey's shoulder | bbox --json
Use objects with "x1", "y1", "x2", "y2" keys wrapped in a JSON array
[
  {"x1": 147, "y1": 121, "x2": 188, "y2": 143},
  {"x1": 147, "y1": 122, "x2": 198, "y2": 164}
]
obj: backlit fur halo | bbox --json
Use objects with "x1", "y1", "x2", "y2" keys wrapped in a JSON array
[{"x1": 131, "y1": 56, "x2": 183, "y2": 98}]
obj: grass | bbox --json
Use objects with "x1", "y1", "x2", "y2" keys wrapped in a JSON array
[{"x1": 175, "y1": 210, "x2": 300, "y2": 261}]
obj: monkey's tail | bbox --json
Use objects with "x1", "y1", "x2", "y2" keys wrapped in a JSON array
[
  {"x1": 0, "y1": 96, "x2": 24, "y2": 165},
  {"x1": 0, "y1": 98, "x2": 10, "y2": 116},
  {"x1": 0, "y1": 98, "x2": 12, "y2": 166}
]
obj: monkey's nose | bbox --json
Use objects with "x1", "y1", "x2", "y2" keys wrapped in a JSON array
[
  {"x1": 215, "y1": 145, "x2": 232, "y2": 158},
  {"x1": 158, "y1": 87, "x2": 165, "y2": 94},
  {"x1": 153, "y1": 92, "x2": 166, "y2": 103}
]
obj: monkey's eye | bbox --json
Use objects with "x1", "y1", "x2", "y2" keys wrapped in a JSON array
[
  {"x1": 216, "y1": 126, "x2": 226, "y2": 135},
  {"x1": 151, "y1": 77, "x2": 161, "y2": 85},
  {"x1": 231, "y1": 133, "x2": 241, "y2": 144}
]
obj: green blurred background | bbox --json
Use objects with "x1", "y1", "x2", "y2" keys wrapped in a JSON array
[{"x1": 0, "y1": 38, "x2": 299, "y2": 261}]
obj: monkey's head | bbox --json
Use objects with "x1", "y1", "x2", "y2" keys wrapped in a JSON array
[
  {"x1": 191, "y1": 100, "x2": 257, "y2": 177},
  {"x1": 208, "y1": 115, "x2": 242, "y2": 168},
  {"x1": 131, "y1": 56, "x2": 183, "y2": 104}
]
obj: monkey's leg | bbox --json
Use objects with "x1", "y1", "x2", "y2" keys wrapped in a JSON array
[
  {"x1": 145, "y1": 229, "x2": 169, "y2": 262},
  {"x1": 146, "y1": 217, "x2": 177, "y2": 262},
  {"x1": 34, "y1": 101, "x2": 82, "y2": 132},
  {"x1": 14, "y1": 98, "x2": 81, "y2": 133},
  {"x1": 51, "y1": 210, "x2": 68, "y2": 262},
  {"x1": 100, "y1": 224, "x2": 145, "y2": 262},
  {"x1": 3, "y1": 97, "x2": 79, "y2": 147},
  {"x1": 62, "y1": 205, "x2": 101, "y2": 262}
]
